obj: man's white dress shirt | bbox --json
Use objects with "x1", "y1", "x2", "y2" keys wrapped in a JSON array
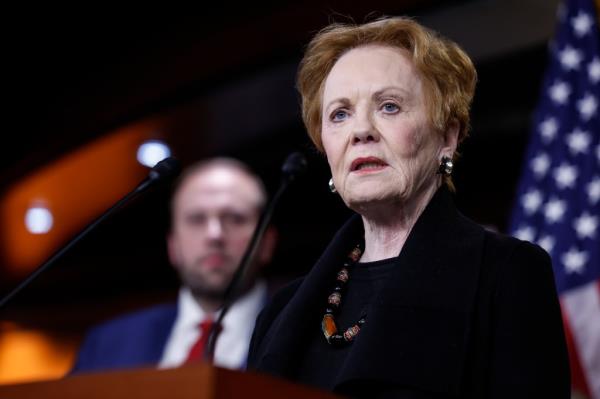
[{"x1": 159, "y1": 281, "x2": 267, "y2": 370}]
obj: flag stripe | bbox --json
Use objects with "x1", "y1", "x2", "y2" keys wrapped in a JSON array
[
  {"x1": 561, "y1": 305, "x2": 592, "y2": 396},
  {"x1": 562, "y1": 279, "x2": 600, "y2": 398}
]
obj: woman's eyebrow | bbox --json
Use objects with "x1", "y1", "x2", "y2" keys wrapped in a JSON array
[
  {"x1": 324, "y1": 97, "x2": 351, "y2": 113},
  {"x1": 372, "y1": 86, "x2": 410, "y2": 101}
]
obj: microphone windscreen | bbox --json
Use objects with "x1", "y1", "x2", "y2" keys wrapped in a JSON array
[
  {"x1": 281, "y1": 152, "x2": 307, "y2": 180},
  {"x1": 149, "y1": 157, "x2": 181, "y2": 181}
]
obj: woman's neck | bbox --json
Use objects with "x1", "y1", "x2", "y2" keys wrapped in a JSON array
[{"x1": 360, "y1": 182, "x2": 440, "y2": 262}]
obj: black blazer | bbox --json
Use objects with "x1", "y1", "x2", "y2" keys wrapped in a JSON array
[{"x1": 248, "y1": 188, "x2": 570, "y2": 398}]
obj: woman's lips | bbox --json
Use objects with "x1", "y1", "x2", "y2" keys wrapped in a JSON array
[{"x1": 350, "y1": 157, "x2": 388, "y2": 173}]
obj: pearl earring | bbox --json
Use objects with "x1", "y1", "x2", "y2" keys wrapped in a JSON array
[
  {"x1": 328, "y1": 178, "x2": 337, "y2": 193},
  {"x1": 438, "y1": 156, "x2": 454, "y2": 176}
]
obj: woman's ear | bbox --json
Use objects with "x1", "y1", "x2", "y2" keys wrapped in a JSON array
[{"x1": 441, "y1": 119, "x2": 460, "y2": 157}]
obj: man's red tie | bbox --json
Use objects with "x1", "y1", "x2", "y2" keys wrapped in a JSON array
[{"x1": 184, "y1": 318, "x2": 220, "y2": 363}]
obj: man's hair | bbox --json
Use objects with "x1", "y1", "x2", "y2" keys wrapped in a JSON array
[{"x1": 169, "y1": 158, "x2": 267, "y2": 223}]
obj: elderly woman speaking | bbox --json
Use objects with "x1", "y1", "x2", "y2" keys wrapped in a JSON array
[{"x1": 248, "y1": 17, "x2": 569, "y2": 398}]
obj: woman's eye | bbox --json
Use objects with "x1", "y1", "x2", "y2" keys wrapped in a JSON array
[
  {"x1": 382, "y1": 103, "x2": 400, "y2": 113},
  {"x1": 331, "y1": 109, "x2": 348, "y2": 122}
]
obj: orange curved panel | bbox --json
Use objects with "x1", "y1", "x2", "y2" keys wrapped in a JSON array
[{"x1": 0, "y1": 122, "x2": 165, "y2": 276}]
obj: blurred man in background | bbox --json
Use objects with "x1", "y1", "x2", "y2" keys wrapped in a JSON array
[{"x1": 72, "y1": 158, "x2": 276, "y2": 372}]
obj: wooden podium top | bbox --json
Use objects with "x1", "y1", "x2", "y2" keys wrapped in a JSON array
[{"x1": 0, "y1": 363, "x2": 343, "y2": 399}]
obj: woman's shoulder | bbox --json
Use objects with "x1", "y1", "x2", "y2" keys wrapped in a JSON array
[
  {"x1": 248, "y1": 277, "x2": 304, "y2": 368},
  {"x1": 266, "y1": 277, "x2": 304, "y2": 314},
  {"x1": 479, "y1": 228, "x2": 556, "y2": 299},
  {"x1": 453, "y1": 208, "x2": 552, "y2": 277},
  {"x1": 482, "y1": 228, "x2": 551, "y2": 269}
]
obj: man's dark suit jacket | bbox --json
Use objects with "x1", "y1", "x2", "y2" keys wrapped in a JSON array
[
  {"x1": 72, "y1": 303, "x2": 177, "y2": 373},
  {"x1": 248, "y1": 188, "x2": 570, "y2": 398}
]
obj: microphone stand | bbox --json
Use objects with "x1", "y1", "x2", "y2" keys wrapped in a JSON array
[{"x1": 204, "y1": 152, "x2": 306, "y2": 362}]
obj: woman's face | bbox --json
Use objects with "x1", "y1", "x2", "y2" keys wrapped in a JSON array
[{"x1": 321, "y1": 45, "x2": 454, "y2": 212}]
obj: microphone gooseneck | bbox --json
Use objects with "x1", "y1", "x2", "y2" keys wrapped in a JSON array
[
  {"x1": 204, "y1": 152, "x2": 307, "y2": 361},
  {"x1": 0, "y1": 157, "x2": 181, "y2": 310}
]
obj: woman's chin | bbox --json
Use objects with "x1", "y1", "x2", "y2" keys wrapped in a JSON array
[{"x1": 343, "y1": 190, "x2": 398, "y2": 213}]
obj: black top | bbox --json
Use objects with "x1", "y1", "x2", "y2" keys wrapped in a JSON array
[
  {"x1": 296, "y1": 258, "x2": 397, "y2": 389},
  {"x1": 248, "y1": 187, "x2": 570, "y2": 398}
]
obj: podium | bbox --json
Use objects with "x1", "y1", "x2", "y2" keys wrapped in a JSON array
[{"x1": 0, "y1": 363, "x2": 342, "y2": 399}]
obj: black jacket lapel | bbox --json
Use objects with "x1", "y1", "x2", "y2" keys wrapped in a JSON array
[
  {"x1": 335, "y1": 188, "x2": 485, "y2": 396},
  {"x1": 255, "y1": 214, "x2": 364, "y2": 377}
]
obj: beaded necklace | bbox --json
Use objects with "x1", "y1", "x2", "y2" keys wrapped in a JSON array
[{"x1": 321, "y1": 244, "x2": 366, "y2": 346}]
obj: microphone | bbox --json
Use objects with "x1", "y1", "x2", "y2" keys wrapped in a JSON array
[
  {"x1": 136, "y1": 157, "x2": 181, "y2": 193},
  {"x1": 281, "y1": 151, "x2": 308, "y2": 183},
  {"x1": 204, "y1": 152, "x2": 307, "y2": 361},
  {"x1": 0, "y1": 157, "x2": 181, "y2": 310}
]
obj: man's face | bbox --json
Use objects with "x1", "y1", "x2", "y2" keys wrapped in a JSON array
[{"x1": 167, "y1": 166, "x2": 262, "y2": 300}]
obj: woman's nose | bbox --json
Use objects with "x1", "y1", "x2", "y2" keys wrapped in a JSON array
[{"x1": 352, "y1": 111, "x2": 379, "y2": 144}]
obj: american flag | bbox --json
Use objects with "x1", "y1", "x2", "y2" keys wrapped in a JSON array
[{"x1": 509, "y1": 0, "x2": 600, "y2": 397}]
